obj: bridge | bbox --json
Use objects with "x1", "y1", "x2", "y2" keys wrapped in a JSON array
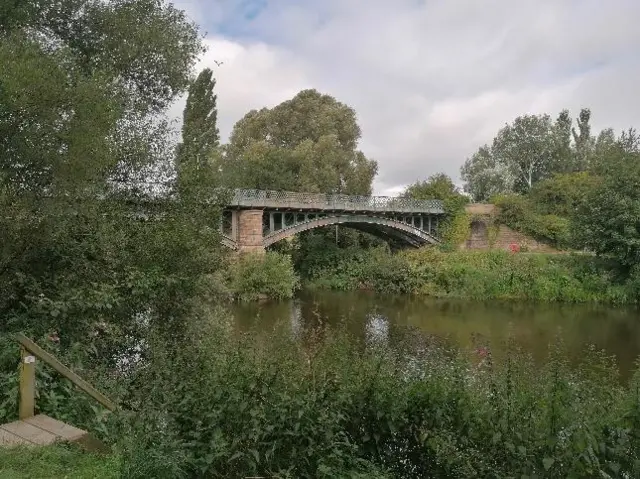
[{"x1": 219, "y1": 189, "x2": 446, "y2": 252}]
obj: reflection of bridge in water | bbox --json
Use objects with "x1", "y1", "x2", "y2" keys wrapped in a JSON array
[{"x1": 220, "y1": 189, "x2": 446, "y2": 252}]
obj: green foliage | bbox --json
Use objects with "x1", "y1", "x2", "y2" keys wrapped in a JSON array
[
  {"x1": 460, "y1": 145, "x2": 510, "y2": 202},
  {"x1": 177, "y1": 67, "x2": 220, "y2": 195},
  {"x1": 439, "y1": 212, "x2": 471, "y2": 247},
  {"x1": 402, "y1": 173, "x2": 470, "y2": 247},
  {"x1": 528, "y1": 172, "x2": 600, "y2": 217},
  {"x1": 0, "y1": 0, "x2": 222, "y2": 343},
  {"x1": 227, "y1": 252, "x2": 300, "y2": 301},
  {"x1": 223, "y1": 89, "x2": 377, "y2": 195},
  {"x1": 307, "y1": 248, "x2": 638, "y2": 304},
  {"x1": 116, "y1": 320, "x2": 640, "y2": 478},
  {"x1": 306, "y1": 247, "x2": 418, "y2": 294},
  {"x1": 493, "y1": 194, "x2": 571, "y2": 248},
  {"x1": 0, "y1": 445, "x2": 118, "y2": 479},
  {"x1": 573, "y1": 140, "x2": 640, "y2": 269},
  {"x1": 403, "y1": 173, "x2": 468, "y2": 213},
  {"x1": 461, "y1": 108, "x2": 595, "y2": 200}
]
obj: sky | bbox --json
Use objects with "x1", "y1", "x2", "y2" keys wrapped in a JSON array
[{"x1": 170, "y1": 0, "x2": 640, "y2": 195}]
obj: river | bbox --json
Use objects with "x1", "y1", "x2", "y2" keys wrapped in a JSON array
[{"x1": 231, "y1": 290, "x2": 640, "y2": 381}]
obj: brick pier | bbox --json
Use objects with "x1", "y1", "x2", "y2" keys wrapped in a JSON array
[{"x1": 236, "y1": 210, "x2": 265, "y2": 253}]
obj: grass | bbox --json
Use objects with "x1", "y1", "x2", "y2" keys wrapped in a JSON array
[{"x1": 0, "y1": 445, "x2": 118, "y2": 479}]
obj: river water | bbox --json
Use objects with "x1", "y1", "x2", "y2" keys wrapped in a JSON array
[{"x1": 231, "y1": 290, "x2": 640, "y2": 381}]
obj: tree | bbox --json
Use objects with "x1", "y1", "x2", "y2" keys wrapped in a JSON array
[
  {"x1": 572, "y1": 108, "x2": 594, "y2": 170},
  {"x1": 403, "y1": 173, "x2": 467, "y2": 208},
  {"x1": 552, "y1": 109, "x2": 574, "y2": 172},
  {"x1": 223, "y1": 89, "x2": 378, "y2": 195},
  {"x1": 177, "y1": 68, "x2": 220, "y2": 194},
  {"x1": 491, "y1": 114, "x2": 557, "y2": 193},
  {"x1": 528, "y1": 172, "x2": 600, "y2": 217},
  {"x1": 403, "y1": 173, "x2": 470, "y2": 246},
  {"x1": 0, "y1": 0, "x2": 217, "y2": 340},
  {"x1": 572, "y1": 131, "x2": 640, "y2": 269},
  {"x1": 460, "y1": 146, "x2": 511, "y2": 202},
  {"x1": 461, "y1": 110, "x2": 597, "y2": 199}
]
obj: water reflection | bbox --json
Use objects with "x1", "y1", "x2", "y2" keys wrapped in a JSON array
[
  {"x1": 365, "y1": 314, "x2": 389, "y2": 344},
  {"x1": 231, "y1": 290, "x2": 640, "y2": 380}
]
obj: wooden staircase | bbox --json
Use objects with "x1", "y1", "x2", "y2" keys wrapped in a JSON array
[{"x1": 0, "y1": 334, "x2": 115, "y2": 452}]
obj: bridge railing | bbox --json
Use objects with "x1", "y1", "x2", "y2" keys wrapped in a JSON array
[{"x1": 227, "y1": 189, "x2": 444, "y2": 214}]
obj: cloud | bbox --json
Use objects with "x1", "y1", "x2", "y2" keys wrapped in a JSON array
[{"x1": 175, "y1": 0, "x2": 640, "y2": 195}]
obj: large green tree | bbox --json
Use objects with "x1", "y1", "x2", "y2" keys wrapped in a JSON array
[
  {"x1": 403, "y1": 173, "x2": 468, "y2": 211},
  {"x1": 0, "y1": 0, "x2": 219, "y2": 340},
  {"x1": 460, "y1": 146, "x2": 510, "y2": 202},
  {"x1": 573, "y1": 134, "x2": 640, "y2": 269},
  {"x1": 572, "y1": 108, "x2": 594, "y2": 170},
  {"x1": 177, "y1": 67, "x2": 220, "y2": 195},
  {"x1": 461, "y1": 108, "x2": 595, "y2": 200},
  {"x1": 223, "y1": 89, "x2": 378, "y2": 195}
]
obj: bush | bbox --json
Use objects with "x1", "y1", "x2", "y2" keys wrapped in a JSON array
[
  {"x1": 307, "y1": 248, "x2": 639, "y2": 304},
  {"x1": 227, "y1": 251, "x2": 299, "y2": 301},
  {"x1": 117, "y1": 320, "x2": 640, "y2": 478},
  {"x1": 493, "y1": 194, "x2": 571, "y2": 248},
  {"x1": 439, "y1": 211, "x2": 471, "y2": 247},
  {"x1": 307, "y1": 247, "x2": 419, "y2": 294}
]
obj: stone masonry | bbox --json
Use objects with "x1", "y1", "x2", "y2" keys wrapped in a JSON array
[
  {"x1": 462, "y1": 204, "x2": 557, "y2": 252},
  {"x1": 236, "y1": 210, "x2": 265, "y2": 254}
]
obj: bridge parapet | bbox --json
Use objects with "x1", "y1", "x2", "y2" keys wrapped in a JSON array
[{"x1": 226, "y1": 189, "x2": 445, "y2": 214}]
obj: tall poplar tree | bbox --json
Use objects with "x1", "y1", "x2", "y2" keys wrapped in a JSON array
[{"x1": 179, "y1": 68, "x2": 219, "y2": 162}]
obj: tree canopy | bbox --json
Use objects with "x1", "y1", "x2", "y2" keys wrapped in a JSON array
[
  {"x1": 0, "y1": 0, "x2": 218, "y2": 339},
  {"x1": 573, "y1": 133, "x2": 640, "y2": 269},
  {"x1": 461, "y1": 108, "x2": 596, "y2": 201},
  {"x1": 403, "y1": 173, "x2": 468, "y2": 212},
  {"x1": 223, "y1": 89, "x2": 378, "y2": 195}
]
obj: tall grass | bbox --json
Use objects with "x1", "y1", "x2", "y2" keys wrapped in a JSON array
[{"x1": 306, "y1": 248, "x2": 639, "y2": 304}]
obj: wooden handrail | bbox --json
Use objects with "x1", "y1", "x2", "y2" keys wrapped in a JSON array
[{"x1": 15, "y1": 333, "x2": 117, "y2": 417}]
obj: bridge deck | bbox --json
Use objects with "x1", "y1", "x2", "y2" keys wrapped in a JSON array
[{"x1": 226, "y1": 189, "x2": 445, "y2": 214}]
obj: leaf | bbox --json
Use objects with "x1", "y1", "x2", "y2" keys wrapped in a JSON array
[{"x1": 543, "y1": 457, "x2": 555, "y2": 471}]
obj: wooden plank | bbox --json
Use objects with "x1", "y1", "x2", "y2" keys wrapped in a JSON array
[
  {"x1": 0, "y1": 420, "x2": 58, "y2": 445},
  {"x1": 0, "y1": 416, "x2": 111, "y2": 453},
  {"x1": 0, "y1": 427, "x2": 32, "y2": 446},
  {"x1": 14, "y1": 334, "x2": 116, "y2": 412},
  {"x1": 18, "y1": 347, "x2": 36, "y2": 419},
  {"x1": 24, "y1": 415, "x2": 85, "y2": 442}
]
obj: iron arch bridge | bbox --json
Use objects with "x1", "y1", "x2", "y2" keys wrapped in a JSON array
[{"x1": 219, "y1": 189, "x2": 445, "y2": 252}]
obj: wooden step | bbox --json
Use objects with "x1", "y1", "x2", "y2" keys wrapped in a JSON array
[{"x1": 0, "y1": 415, "x2": 108, "y2": 452}]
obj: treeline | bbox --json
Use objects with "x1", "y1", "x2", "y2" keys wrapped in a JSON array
[{"x1": 459, "y1": 110, "x2": 640, "y2": 267}]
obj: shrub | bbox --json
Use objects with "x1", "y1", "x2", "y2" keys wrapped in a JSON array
[
  {"x1": 227, "y1": 251, "x2": 300, "y2": 301},
  {"x1": 493, "y1": 194, "x2": 571, "y2": 248},
  {"x1": 308, "y1": 247, "x2": 639, "y2": 304},
  {"x1": 439, "y1": 211, "x2": 471, "y2": 247},
  {"x1": 117, "y1": 320, "x2": 640, "y2": 478}
]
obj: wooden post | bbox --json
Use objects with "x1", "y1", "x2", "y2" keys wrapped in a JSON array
[{"x1": 19, "y1": 347, "x2": 36, "y2": 419}]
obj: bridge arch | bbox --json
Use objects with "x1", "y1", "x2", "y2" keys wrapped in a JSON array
[{"x1": 262, "y1": 214, "x2": 440, "y2": 248}]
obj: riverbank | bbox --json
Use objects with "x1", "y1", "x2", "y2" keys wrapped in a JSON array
[
  {"x1": 46, "y1": 322, "x2": 640, "y2": 477},
  {"x1": 303, "y1": 248, "x2": 639, "y2": 304}
]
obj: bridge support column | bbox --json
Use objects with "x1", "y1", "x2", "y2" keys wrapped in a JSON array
[{"x1": 237, "y1": 210, "x2": 265, "y2": 254}]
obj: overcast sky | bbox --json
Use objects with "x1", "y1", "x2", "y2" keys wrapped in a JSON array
[{"x1": 170, "y1": 0, "x2": 640, "y2": 195}]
